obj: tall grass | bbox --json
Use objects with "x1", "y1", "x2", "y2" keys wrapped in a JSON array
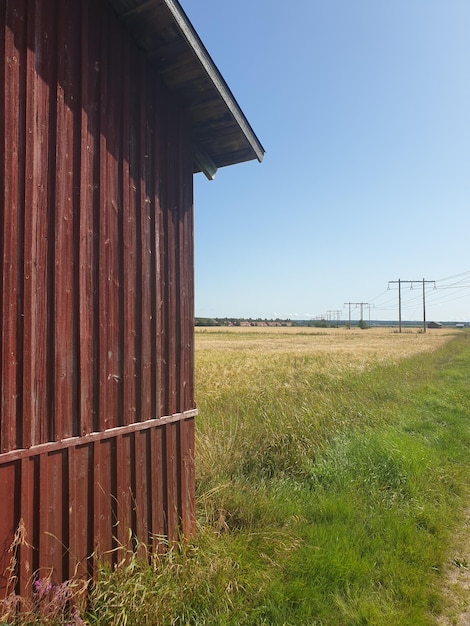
[
  {"x1": 189, "y1": 331, "x2": 470, "y2": 625},
  {"x1": 195, "y1": 331, "x2": 445, "y2": 490},
  {"x1": 7, "y1": 329, "x2": 470, "y2": 624}
]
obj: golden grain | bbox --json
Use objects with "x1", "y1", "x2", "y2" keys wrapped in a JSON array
[{"x1": 195, "y1": 326, "x2": 454, "y2": 383}]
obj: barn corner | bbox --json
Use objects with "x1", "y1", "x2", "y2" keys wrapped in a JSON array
[{"x1": 0, "y1": 0, "x2": 263, "y2": 594}]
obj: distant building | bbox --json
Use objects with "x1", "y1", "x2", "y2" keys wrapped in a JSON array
[{"x1": 427, "y1": 321, "x2": 443, "y2": 329}]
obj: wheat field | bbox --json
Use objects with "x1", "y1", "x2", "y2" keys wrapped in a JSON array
[
  {"x1": 194, "y1": 326, "x2": 459, "y2": 487},
  {"x1": 195, "y1": 326, "x2": 455, "y2": 386}
]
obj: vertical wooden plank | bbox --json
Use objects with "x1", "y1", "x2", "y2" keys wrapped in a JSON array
[
  {"x1": 149, "y1": 425, "x2": 165, "y2": 548},
  {"x1": 69, "y1": 445, "x2": 92, "y2": 580},
  {"x1": 184, "y1": 132, "x2": 195, "y2": 412},
  {"x1": 187, "y1": 216, "x2": 196, "y2": 410},
  {"x1": 38, "y1": 451, "x2": 66, "y2": 582},
  {"x1": 139, "y1": 62, "x2": 153, "y2": 422},
  {"x1": 23, "y1": 0, "x2": 55, "y2": 446},
  {"x1": 111, "y1": 16, "x2": 125, "y2": 431},
  {"x1": 166, "y1": 101, "x2": 178, "y2": 417},
  {"x1": 158, "y1": 92, "x2": 170, "y2": 417},
  {"x1": 98, "y1": 13, "x2": 122, "y2": 431},
  {"x1": 165, "y1": 423, "x2": 179, "y2": 542},
  {"x1": 0, "y1": 463, "x2": 18, "y2": 597},
  {"x1": 155, "y1": 198, "x2": 166, "y2": 416},
  {"x1": 122, "y1": 41, "x2": 138, "y2": 427},
  {"x1": 148, "y1": 83, "x2": 158, "y2": 424},
  {"x1": 79, "y1": 0, "x2": 101, "y2": 436},
  {"x1": 115, "y1": 434, "x2": 133, "y2": 552},
  {"x1": 151, "y1": 76, "x2": 164, "y2": 421},
  {"x1": 98, "y1": 13, "x2": 110, "y2": 432},
  {"x1": 54, "y1": 0, "x2": 80, "y2": 440},
  {"x1": 176, "y1": 112, "x2": 185, "y2": 415},
  {"x1": 93, "y1": 439, "x2": 114, "y2": 565},
  {"x1": 134, "y1": 429, "x2": 150, "y2": 549},
  {"x1": 1, "y1": 0, "x2": 26, "y2": 452},
  {"x1": 178, "y1": 114, "x2": 194, "y2": 413},
  {"x1": 180, "y1": 418, "x2": 195, "y2": 537},
  {"x1": 18, "y1": 456, "x2": 36, "y2": 595}
]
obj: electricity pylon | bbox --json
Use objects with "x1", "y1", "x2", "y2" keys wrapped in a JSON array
[{"x1": 388, "y1": 278, "x2": 436, "y2": 333}]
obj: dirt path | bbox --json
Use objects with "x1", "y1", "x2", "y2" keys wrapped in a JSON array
[{"x1": 437, "y1": 506, "x2": 470, "y2": 625}]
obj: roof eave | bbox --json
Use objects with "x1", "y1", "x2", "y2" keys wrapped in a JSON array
[
  {"x1": 163, "y1": 0, "x2": 264, "y2": 163},
  {"x1": 108, "y1": 0, "x2": 265, "y2": 178}
]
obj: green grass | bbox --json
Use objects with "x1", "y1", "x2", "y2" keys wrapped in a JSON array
[{"x1": 191, "y1": 334, "x2": 470, "y2": 625}]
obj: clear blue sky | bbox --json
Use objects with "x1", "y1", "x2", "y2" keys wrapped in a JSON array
[{"x1": 182, "y1": 0, "x2": 470, "y2": 322}]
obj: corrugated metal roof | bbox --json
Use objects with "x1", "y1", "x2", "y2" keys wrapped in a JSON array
[{"x1": 108, "y1": 0, "x2": 265, "y2": 179}]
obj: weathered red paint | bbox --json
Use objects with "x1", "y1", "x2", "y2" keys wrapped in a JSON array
[{"x1": 0, "y1": 0, "x2": 196, "y2": 592}]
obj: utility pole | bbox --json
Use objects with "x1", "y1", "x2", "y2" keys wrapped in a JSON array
[
  {"x1": 344, "y1": 302, "x2": 370, "y2": 329},
  {"x1": 388, "y1": 279, "x2": 436, "y2": 332},
  {"x1": 344, "y1": 302, "x2": 351, "y2": 329},
  {"x1": 327, "y1": 310, "x2": 342, "y2": 324},
  {"x1": 388, "y1": 279, "x2": 402, "y2": 332}
]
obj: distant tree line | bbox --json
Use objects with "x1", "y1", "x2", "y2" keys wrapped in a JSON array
[
  {"x1": 194, "y1": 317, "x2": 466, "y2": 329},
  {"x1": 194, "y1": 317, "x2": 343, "y2": 328},
  {"x1": 195, "y1": 317, "x2": 238, "y2": 326}
]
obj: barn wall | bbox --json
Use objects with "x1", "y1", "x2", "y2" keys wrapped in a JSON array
[{"x1": 0, "y1": 0, "x2": 196, "y2": 591}]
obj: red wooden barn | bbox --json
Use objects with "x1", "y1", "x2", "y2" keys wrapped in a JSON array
[{"x1": 0, "y1": 0, "x2": 263, "y2": 593}]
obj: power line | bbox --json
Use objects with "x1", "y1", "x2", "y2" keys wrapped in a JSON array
[{"x1": 436, "y1": 270, "x2": 470, "y2": 283}]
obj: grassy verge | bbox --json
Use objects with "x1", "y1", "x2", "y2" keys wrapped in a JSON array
[
  {"x1": 14, "y1": 330, "x2": 469, "y2": 625},
  {"x1": 187, "y1": 332, "x2": 470, "y2": 625}
]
